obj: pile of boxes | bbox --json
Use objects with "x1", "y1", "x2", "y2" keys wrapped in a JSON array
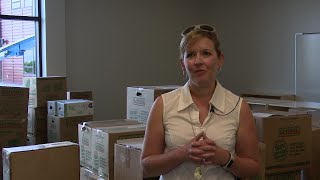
[
  {"x1": 47, "y1": 99, "x2": 94, "y2": 143},
  {"x1": 1, "y1": 83, "x2": 183, "y2": 180},
  {"x1": 245, "y1": 96, "x2": 320, "y2": 179},
  {"x1": 3, "y1": 81, "x2": 318, "y2": 180},
  {"x1": 253, "y1": 111, "x2": 312, "y2": 179},
  {"x1": 0, "y1": 86, "x2": 29, "y2": 179},
  {"x1": 24, "y1": 77, "x2": 67, "y2": 144},
  {"x1": 78, "y1": 120, "x2": 145, "y2": 180},
  {"x1": 78, "y1": 85, "x2": 181, "y2": 180}
]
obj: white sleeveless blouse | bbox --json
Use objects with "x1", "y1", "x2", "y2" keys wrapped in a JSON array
[{"x1": 160, "y1": 81, "x2": 242, "y2": 180}]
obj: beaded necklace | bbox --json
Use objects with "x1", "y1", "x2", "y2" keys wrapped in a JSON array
[
  {"x1": 189, "y1": 96, "x2": 240, "y2": 180},
  {"x1": 188, "y1": 104, "x2": 213, "y2": 180}
]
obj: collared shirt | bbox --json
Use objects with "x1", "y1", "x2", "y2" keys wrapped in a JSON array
[{"x1": 160, "y1": 81, "x2": 242, "y2": 180}]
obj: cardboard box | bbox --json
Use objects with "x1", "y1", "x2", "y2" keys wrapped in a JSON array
[
  {"x1": 245, "y1": 97, "x2": 320, "y2": 111},
  {"x1": 48, "y1": 115, "x2": 93, "y2": 143},
  {"x1": 0, "y1": 119, "x2": 27, "y2": 179},
  {"x1": 127, "y1": 86, "x2": 180, "y2": 123},
  {"x1": 0, "y1": 119, "x2": 27, "y2": 147},
  {"x1": 78, "y1": 119, "x2": 142, "y2": 171},
  {"x1": 114, "y1": 138, "x2": 160, "y2": 180},
  {"x1": 305, "y1": 128, "x2": 320, "y2": 180},
  {"x1": 0, "y1": 86, "x2": 29, "y2": 120},
  {"x1": 80, "y1": 167, "x2": 106, "y2": 180},
  {"x1": 23, "y1": 76, "x2": 67, "y2": 107},
  {"x1": 253, "y1": 111, "x2": 312, "y2": 174},
  {"x1": 265, "y1": 170, "x2": 302, "y2": 180},
  {"x1": 92, "y1": 124, "x2": 146, "y2": 179},
  {"x1": 47, "y1": 100, "x2": 58, "y2": 116},
  {"x1": 48, "y1": 99, "x2": 86, "y2": 116},
  {"x1": 241, "y1": 93, "x2": 296, "y2": 101},
  {"x1": 289, "y1": 108, "x2": 320, "y2": 128},
  {"x1": 57, "y1": 99, "x2": 94, "y2": 117},
  {"x1": 114, "y1": 138, "x2": 144, "y2": 180},
  {"x1": 2, "y1": 141, "x2": 79, "y2": 180},
  {"x1": 68, "y1": 91, "x2": 93, "y2": 100},
  {"x1": 27, "y1": 106, "x2": 48, "y2": 136}
]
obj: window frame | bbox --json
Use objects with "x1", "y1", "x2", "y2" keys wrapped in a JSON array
[{"x1": 0, "y1": 0, "x2": 43, "y2": 79}]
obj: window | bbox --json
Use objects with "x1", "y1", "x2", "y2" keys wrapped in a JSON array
[
  {"x1": 11, "y1": 0, "x2": 21, "y2": 9},
  {"x1": 0, "y1": 0, "x2": 41, "y2": 85}
]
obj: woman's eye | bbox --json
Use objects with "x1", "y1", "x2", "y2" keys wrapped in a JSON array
[
  {"x1": 203, "y1": 51, "x2": 211, "y2": 57},
  {"x1": 186, "y1": 53, "x2": 194, "y2": 58}
]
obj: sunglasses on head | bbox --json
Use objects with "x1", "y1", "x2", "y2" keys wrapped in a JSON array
[{"x1": 181, "y1": 24, "x2": 216, "y2": 36}]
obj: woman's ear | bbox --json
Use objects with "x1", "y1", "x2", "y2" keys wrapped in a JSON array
[
  {"x1": 180, "y1": 59, "x2": 187, "y2": 78},
  {"x1": 219, "y1": 53, "x2": 224, "y2": 69},
  {"x1": 180, "y1": 59, "x2": 185, "y2": 71}
]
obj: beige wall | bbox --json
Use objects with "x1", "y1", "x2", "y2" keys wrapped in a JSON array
[{"x1": 47, "y1": 0, "x2": 320, "y2": 120}]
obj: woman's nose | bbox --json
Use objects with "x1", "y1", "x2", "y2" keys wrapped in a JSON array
[{"x1": 193, "y1": 54, "x2": 203, "y2": 64}]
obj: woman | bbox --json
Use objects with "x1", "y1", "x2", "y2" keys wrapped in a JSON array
[{"x1": 141, "y1": 24, "x2": 260, "y2": 180}]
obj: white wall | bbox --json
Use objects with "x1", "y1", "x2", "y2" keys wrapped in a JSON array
[
  {"x1": 46, "y1": 0, "x2": 320, "y2": 120},
  {"x1": 43, "y1": 0, "x2": 66, "y2": 77},
  {"x1": 64, "y1": 0, "x2": 210, "y2": 120},
  {"x1": 203, "y1": 1, "x2": 320, "y2": 95}
]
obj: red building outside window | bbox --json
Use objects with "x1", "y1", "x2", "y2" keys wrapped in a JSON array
[{"x1": 0, "y1": 0, "x2": 41, "y2": 85}]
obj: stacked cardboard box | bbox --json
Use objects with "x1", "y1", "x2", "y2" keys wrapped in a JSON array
[
  {"x1": 78, "y1": 120, "x2": 145, "y2": 180},
  {"x1": 2, "y1": 141, "x2": 79, "y2": 180},
  {"x1": 265, "y1": 170, "x2": 302, "y2": 180},
  {"x1": 23, "y1": 76, "x2": 67, "y2": 144},
  {"x1": 309, "y1": 128, "x2": 320, "y2": 180},
  {"x1": 67, "y1": 91, "x2": 93, "y2": 100},
  {"x1": 78, "y1": 120, "x2": 142, "y2": 171},
  {"x1": 253, "y1": 111, "x2": 312, "y2": 177},
  {"x1": 80, "y1": 167, "x2": 106, "y2": 180},
  {"x1": 289, "y1": 107, "x2": 320, "y2": 128},
  {"x1": 241, "y1": 93, "x2": 296, "y2": 101},
  {"x1": 114, "y1": 138, "x2": 160, "y2": 180},
  {"x1": 47, "y1": 99, "x2": 94, "y2": 143},
  {"x1": 114, "y1": 138, "x2": 144, "y2": 180},
  {"x1": 0, "y1": 86, "x2": 29, "y2": 179},
  {"x1": 301, "y1": 127, "x2": 320, "y2": 180},
  {"x1": 92, "y1": 124, "x2": 146, "y2": 179},
  {"x1": 126, "y1": 86, "x2": 180, "y2": 123}
]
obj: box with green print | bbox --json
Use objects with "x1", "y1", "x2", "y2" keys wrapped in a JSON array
[
  {"x1": 253, "y1": 111, "x2": 312, "y2": 174},
  {"x1": 57, "y1": 99, "x2": 94, "y2": 117}
]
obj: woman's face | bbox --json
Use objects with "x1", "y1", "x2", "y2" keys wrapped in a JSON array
[{"x1": 181, "y1": 37, "x2": 224, "y2": 87}]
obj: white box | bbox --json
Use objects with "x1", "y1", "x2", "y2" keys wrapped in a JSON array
[
  {"x1": 80, "y1": 167, "x2": 106, "y2": 180},
  {"x1": 57, "y1": 99, "x2": 94, "y2": 117},
  {"x1": 78, "y1": 119, "x2": 142, "y2": 171},
  {"x1": 48, "y1": 99, "x2": 86, "y2": 116},
  {"x1": 48, "y1": 115, "x2": 93, "y2": 143},
  {"x1": 126, "y1": 86, "x2": 179, "y2": 123},
  {"x1": 92, "y1": 124, "x2": 146, "y2": 179}
]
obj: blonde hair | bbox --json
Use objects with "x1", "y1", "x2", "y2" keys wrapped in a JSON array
[{"x1": 179, "y1": 30, "x2": 222, "y2": 60}]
